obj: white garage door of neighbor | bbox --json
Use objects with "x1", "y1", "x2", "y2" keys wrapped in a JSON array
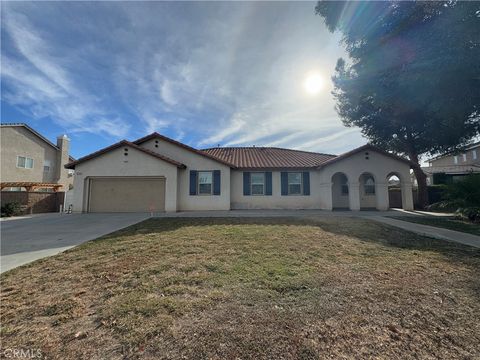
[{"x1": 88, "y1": 177, "x2": 166, "y2": 213}]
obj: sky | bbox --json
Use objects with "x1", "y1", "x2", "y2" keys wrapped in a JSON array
[{"x1": 1, "y1": 1, "x2": 366, "y2": 159}]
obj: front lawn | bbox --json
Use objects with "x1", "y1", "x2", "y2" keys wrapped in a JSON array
[
  {"x1": 390, "y1": 216, "x2": 480, "y2": 236},
  {"x1": 1, "y1": 217, "x2": 479, "y2": 359}
]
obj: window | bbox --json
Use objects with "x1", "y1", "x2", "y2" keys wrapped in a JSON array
[
  {"x1": 287, "y1": 172, "x2": 302, "y2": 195},
  {"x1": 453, "y1": 155, "x2": 458, "y2": 164},
  {"x1": 473, "y1": 149, "x2": 477, "y2": 160},
  {"x1": 250, "y1": 172, "x2": 265, "y2": 195},
  {"x1": 364, "y1": 176, "x2": 375, "y2": 195},
  {"x1": 17, "y1": 156, "x2": 34, "y2": 169},
  {"x1": 197, "y1": 171, "x2": 213, "y2": 195},
  {"x1": 340, "y1": 175, "x2": 349, "y2": 195},
  {"x1": 462, "y1": 154, "x2": 467, "y2": 162},
  {"x1": 44, "y1": 160, "x2": 51, "y2": 172}
]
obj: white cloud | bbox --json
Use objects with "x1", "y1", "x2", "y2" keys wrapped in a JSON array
[
  {"x1": 1, "y1": 2, "x2": 364, "y2": 155},
  {"x1": 1, "y1": 4, "x2": 130, "y2": 138}
]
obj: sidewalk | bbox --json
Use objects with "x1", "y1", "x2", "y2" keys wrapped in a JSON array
[{"x1": 371, "y1": 216, "x2": 480, "y2": 249}]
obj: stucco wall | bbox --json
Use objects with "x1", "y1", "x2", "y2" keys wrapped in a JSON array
[
  {"x1": 0, "y1": 126, "x2": 72, "y2": 188},
  {"x1": 72, "y1": 146, "x2": 178, "y2": 212},
  {"x1": 318, "y1": 149, "x2": 413, "y2": 210},
  {"x1": 230, "y1": 170, "x2": 325, "y2": 209},
  {"x1": 139, "y1": 138, "x2": 231, "y2": 211},
  {"x1": 430, "y1": 147, "x2": 480, "y2": 167}
]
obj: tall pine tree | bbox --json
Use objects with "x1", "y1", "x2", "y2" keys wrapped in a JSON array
[{"x1": 316, "y1": 1, "x2": 479, "y2": 207}]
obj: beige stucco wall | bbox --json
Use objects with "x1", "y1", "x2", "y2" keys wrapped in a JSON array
[
  {"x1": 72, "y1": 146, "x2": 178, "y2": 212},
  {"x1": 430, "y1": 146, "x2": 480, "y2": 167},
  {"x1": 139, "y1": 138, "x2": 231, "y2": 211},
  {"x1": 317, "y1": 149, "x2": 414, "y2": 211},
  {"x1": 0, "y1": 126, "x2": 72, "y2": 189},
  {"x1": 230, "y1": 170, "x2": 324, "y2": 209}
]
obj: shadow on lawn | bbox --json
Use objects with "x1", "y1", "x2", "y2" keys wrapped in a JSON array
[{"x1": 103, "y1": 216, "x2": 480, "y2": 259}]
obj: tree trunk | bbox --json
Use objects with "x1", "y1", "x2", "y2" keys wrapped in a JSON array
[
  {"x1": 407, "y1": 152, "x2": 429, "y2": 209},
  {"x1": 412, "y1": 166, "x2": 428, "y2": 209}
]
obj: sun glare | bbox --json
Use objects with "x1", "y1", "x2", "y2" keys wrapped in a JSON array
[{"x1": 303, "y1": 73, "x2": 325, "y2": 95}]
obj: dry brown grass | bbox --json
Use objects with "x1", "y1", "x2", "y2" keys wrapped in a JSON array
[{"x1": 1, "y1": 217, "x2": 479, "y2": 359}]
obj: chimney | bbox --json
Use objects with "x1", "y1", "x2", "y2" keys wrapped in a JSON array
[{"x1": 56, "y1": 134, "x2": 70, "y2": 187}]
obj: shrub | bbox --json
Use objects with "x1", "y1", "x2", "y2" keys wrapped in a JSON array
[
  {"x1": 455, "y1": 207, "x2": 480, "y2": 223},
  {"x1": 1, "y1": 202, "x2": 21, "y2": 217},
  {"x1": 427, "y1": 174, "x2": 480, "y2": 221}
]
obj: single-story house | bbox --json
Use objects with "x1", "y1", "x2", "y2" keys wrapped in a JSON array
[{"x1": 65, "y1": 132, "x2": 414, "y2": 212}]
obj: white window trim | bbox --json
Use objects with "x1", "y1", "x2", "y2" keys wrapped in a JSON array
[
  {"x1": 44, "y1": 160, "x2": 52, "y2": 172},
  {"x1": 473, "y1": 149, "x2": 477, "y2": 160},
  {"x1": 462, "y1": 153, "x2": 467, "y2": 162},
  {"x1": 453, "y1": 155, "x2": 458, "y2": 164},
  {"x1": 250, "y1": 172, "x2": 265, "y2": 196},
  {"x1": 16, "y1": 156, "x2": 34, "y2": 169},
  {"x1": 287, "y1": 172, "x2": 303, "y2": 196},
  {"x1": 197, "y1": 171, "x2": 213, "y2": 196}
]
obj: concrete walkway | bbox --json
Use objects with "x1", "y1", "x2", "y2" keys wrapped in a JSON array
[
  {"x1": 2, "y1": 209, "x2": 477, "y2": 273},
  {"x1": 1, "y1": 213, "x2": 149, "y2": 273},
  {"x1": 370, "y1": 216, "x2": 480, "y2": 249}
]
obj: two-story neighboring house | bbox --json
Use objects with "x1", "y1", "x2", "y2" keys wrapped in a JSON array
[
  {"x1": 0, "y1": 123, "x2": 74, "y2": 192},
  {"x1": 422, "y1": 142, "x2": 480, "y2": 185}
]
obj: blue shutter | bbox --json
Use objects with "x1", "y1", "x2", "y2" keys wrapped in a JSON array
[
  {"x1": 265, "y1": 172, "x2": 272, "y2": 195},
  {"x1": 303, "y1": 172, "x2": 310, "y2": 195},
  {"x1": 213, "y1": 170, "x2": 221, "y2": 195},
  {"x1": 243, "y1": 172, "x2": 251, "y2": 195},
  {"x1": 281, "y1": 172, "x2": 288, "y2": 196},
  {"x1": 189, "y1": 170, "x2": 197, "y2": 195}
]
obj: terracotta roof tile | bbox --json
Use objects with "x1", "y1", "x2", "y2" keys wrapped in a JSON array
[{"x1": 201, "y1": 147, "x2": 336, "y2": 169}]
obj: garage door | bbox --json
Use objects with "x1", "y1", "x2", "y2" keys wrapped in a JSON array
[{"x1": 88, "y1": 177, "x2": 165, "y2": 213}]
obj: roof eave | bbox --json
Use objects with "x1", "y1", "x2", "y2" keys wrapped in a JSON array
[
  {"x1": 64, "y1": 140, "x2": 186, "y2": 169},
  {"x1": 133, "y1": 132, "x2": 237, "y2": 168}
]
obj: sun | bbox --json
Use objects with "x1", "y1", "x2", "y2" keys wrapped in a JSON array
[{"x1": 303, "y1": 72, "x2": 325, "y2": 95}]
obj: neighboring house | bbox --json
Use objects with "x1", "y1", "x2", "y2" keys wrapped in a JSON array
[
  {"x1": 422, "y1": 142, "x2": 480, "y2": 185},
  {"x1": 65, "y1": 132, "x2": 414, "y2": 213},
  {"x1": 0, "y1": 123, "x2": 74, "y2": 191}
]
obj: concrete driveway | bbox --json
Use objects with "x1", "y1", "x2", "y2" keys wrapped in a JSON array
[{"x1": 1, "y1": 213, "x2": 149, "y2": 273}]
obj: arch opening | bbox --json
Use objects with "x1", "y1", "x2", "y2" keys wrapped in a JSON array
[
  {"x1": 331, "y1": 172, "x2": 350, "y2": 210},
  {"x1": 359, "y1": 172, "x2": 376, "y2": 210},
  {"x1": 387, "y1": 172, "x2": 402, "y2": 209}
]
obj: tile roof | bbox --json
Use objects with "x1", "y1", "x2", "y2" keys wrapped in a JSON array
[
  {"x1": 65, "y1": 140, "x2": 186, "y2": 169},
  {"x1": 201, "y1": 147, "x2": 336, "y2": 169}
]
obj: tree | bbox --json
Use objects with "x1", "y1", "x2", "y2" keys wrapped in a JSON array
[{"x1": 316, "y1": 1, "x2": 480, "y2": 208}]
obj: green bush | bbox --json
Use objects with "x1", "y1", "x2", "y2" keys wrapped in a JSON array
[
  {"x1": 1, "y1": 202, "x2": 21, "y2": 217},
  {"x1": 427, "y1": 174, "x2": 480, "y2": 221},
  {"x1": 455, "y1": 207, "x2": 480, "y2": 223}
]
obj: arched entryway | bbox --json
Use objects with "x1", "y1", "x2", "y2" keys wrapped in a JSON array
[
  {"x1": 387, "y1": 172, "x2": 403, "y2": 209},
  {"x1": 359, "y1": 173, "x2": 376, "y2": 209},
  {"x1": 331, "y1": 172, "x2": 350, "y2": 209}
]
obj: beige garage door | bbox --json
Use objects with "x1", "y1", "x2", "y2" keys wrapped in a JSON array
[{"x1": 88, "y1": 177, "x2": 165, "y2": 213}]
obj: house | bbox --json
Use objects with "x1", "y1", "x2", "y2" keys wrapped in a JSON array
[
  {"x1": 65, "y1": 132, "x2": 414, "y2": 213},
  {"x1": 0, "y1": 123, "x2": 74, "y2": 191},
  {"x1": 422, "y1": 142, "x2": 480, "y2": 185}
]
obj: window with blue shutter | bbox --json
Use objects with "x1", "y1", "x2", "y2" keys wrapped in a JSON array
[
  {"x1": 213, "y1": 170, "x2": 221, "y2": 195},
  {"x1": 265, "y1": 172, "x2": 272, "y2": 195},
  {"x1": 189, "y1": 170, "x2": 197, "y2": 195},
  {"x1": 302, "y1": 172, "x2": 310, "y2": 195},
  {"x1": 243, "y1": 172, "x2": 251, "y2": 196}
]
